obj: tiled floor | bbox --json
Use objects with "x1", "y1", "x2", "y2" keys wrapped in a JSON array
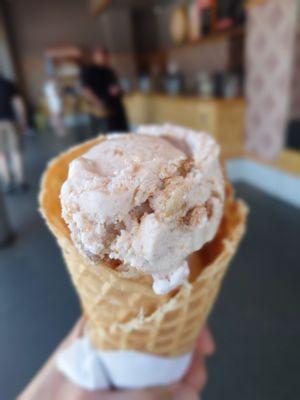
[{"x1": 0, "y1": 132, "x2": 299, "y2": 400}]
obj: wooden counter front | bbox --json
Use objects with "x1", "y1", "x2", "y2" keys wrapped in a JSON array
[{"x1": 124, "y1": 93, "x2": 246, "y2": 157}]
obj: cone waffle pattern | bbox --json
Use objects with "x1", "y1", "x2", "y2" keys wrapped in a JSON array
[{"x1": 40, "y1": 136, "x2": 248, "y2": 357}]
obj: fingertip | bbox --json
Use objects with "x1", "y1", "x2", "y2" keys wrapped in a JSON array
[
  {"x1": 170, "y1": 385, "x2": 199, "y2": 400},
  {"x1": 70, "y1": 316, "x2": 86, "y2": 338},
  {"x1": 60, "y1": 316, "x2": 86, "y2": 350},
  {"x1": 188, "y1": 363, "x2": 207, "y2": 392},
  {"x1": 183, "y1": 354, "x2": 208, "y2": 392},
  {"x1": 199, "y1": 325, "x2": 216, "y2": 356}
]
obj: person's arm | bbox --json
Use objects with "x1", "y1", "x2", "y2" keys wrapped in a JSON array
[
  {"x1": 12, "y1": 95, "x2": 28, "y2": 133},
  {"x1": 107, "y1": 69, "x2": 122, "y2": 97},
  {"x1": 80, "y1": 66, "x2": 106, "y2": 111},
  {"x1": 18, "y1": 317, "x2": 215, "y2": 400},
  {"x1": 82, "y1": 86, "x2": 105, "y2": 110},
  {"x1": 109, "y1": 84, "x2": 121, "y2": 97}
]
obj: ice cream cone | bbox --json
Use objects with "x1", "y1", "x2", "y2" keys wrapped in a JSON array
[{"x1": 40, "y1": 135, "x2": 248, "y2": 357}]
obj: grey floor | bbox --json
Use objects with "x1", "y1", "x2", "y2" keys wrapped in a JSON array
[{"x1": 0, "y1": 132, "x2": 299, "y2": 400}]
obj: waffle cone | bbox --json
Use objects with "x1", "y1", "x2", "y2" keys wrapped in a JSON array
[{"x1": 40, "y1": 136, "x2": 248, "y2": 357}]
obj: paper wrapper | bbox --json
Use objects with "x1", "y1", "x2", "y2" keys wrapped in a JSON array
[
  {"x1": 40, "y1": 135, "x2": 247, "y2": 387},
  {"x1": 56, "y1": 336, "x2": 193, "y2": 390}
]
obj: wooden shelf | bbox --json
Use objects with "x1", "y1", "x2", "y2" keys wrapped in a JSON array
[
  {"x1": 126, "y1": 92, "x2": 245, "y2": 103},
  {"x1": 124, "y1": 93, "x2": 246, "y2": 157},
  {"x1": 246, "y1": 149, "x2": 300, "y2": 177},
  {"x1": 245, "y1": 0, "x2": 270, "y2": 9},
  {"x1": 135, "y1": 25, "x2": 245, "y2": 72},
  {"x1": 171, "y1": 26, "x2": 245, "y2": 49}
]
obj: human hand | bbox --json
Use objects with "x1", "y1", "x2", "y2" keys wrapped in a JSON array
[
  {"x1": 109, "y1": 85, "x2": 120, "y2": 97},
  {"x1": 18, "y1": 318, "x2": 215, "y2": 400}
]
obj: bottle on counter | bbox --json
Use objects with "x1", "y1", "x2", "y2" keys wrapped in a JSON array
[
  {"x1": 214, "y1": 71, "x2": 241, "y2": 98},
  {"x1": 138, "y1": 74, "x2": 151, "y2": 93},
  {"x1": 120, "y1": 77, "x2": 131, "y2": 93},
  {"x1": 164, "y1": 61, "x2": 183, "y2": 95},
  {"x1": 197, "y1": 71, "x2": 214, "y2": 98},
  {"x1": 223, "y1": 73, "x2": 240, "y2": 98}
]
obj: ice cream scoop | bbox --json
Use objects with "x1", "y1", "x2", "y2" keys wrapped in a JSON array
[{"x1": 60, "y1": 124, "x2": 225, "y2": 295}]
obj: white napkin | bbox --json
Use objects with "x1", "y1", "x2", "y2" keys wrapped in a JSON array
[{"x1": 56, "y1": 336, "x2": 192, "y2": 390}]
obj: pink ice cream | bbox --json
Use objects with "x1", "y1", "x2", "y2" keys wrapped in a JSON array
[{"x1": 60, "y1": 124, "x2": 225, "y2": 295}]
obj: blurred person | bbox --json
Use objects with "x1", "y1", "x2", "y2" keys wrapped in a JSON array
[
  {"x1": 0, "y1": 74, "x2": 28, "y2": 193},
  {"x1": 18, "y1": 318, "x2": 215, "y2": 400},
  {"x1": 44, "y1": 78, "x2": 66, "y2": 137},
  {"x1": 0, "y1": 190, "x2": 16, "y2": 247},
  {"x1": 81, "y1": 46, "x2": 128, "y2": 134},
  {"x1": 43, "y1": 54, "x2": 66, "y2": 137}
]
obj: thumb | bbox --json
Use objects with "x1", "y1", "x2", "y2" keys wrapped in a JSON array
[
  {"x1": 171, "y1": 385, "x2": 199, "y2": 400},
  {"x1": 101, "y1": 387, "x2": 173, "y2": 400}
]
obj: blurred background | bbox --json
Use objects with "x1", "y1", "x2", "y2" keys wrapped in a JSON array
[{"x1": 0, "y1": 0, "x2": 299, "y2": 399}]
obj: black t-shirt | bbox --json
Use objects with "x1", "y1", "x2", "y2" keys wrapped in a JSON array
[
  {"x1": 0, "y1": 77, "x2": 19, "y2": 121},
  {"x1": 80, "y1": 65, "x2": 122, "y2": 109}
]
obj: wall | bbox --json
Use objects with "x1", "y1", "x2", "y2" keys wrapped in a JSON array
[
  {"x1": 134, "y1": 4, "x2": 231, "y2": 86},
  {"x1": 289, "y1": 4, "x2": 300, "y2": 121},
  {"x1": 157, "y1": 5, "x2": 230, "y2": 71},
  {"x1": 167, "y1": 40, "x2": 230, "y2": 89},
  {"x1": 8, "y1": 0, "x2": 238, "y2": 102},
  {"x1": 245, "y1": 0, "x2": 297, "y2": 159},
  {"x1": 6, "y1": 0, "x2": 136, "y2": 102}
]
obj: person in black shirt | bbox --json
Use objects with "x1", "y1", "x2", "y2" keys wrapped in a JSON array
[
  {"x1": 81, "y1": 46, "x2": 128, "y2": 133},
  {"x1": 0, "y1": 75, "x2": 28, "y2": 192},
  {"x1": 0, "y1": 190, "x2": 15, "y2": 247}
]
